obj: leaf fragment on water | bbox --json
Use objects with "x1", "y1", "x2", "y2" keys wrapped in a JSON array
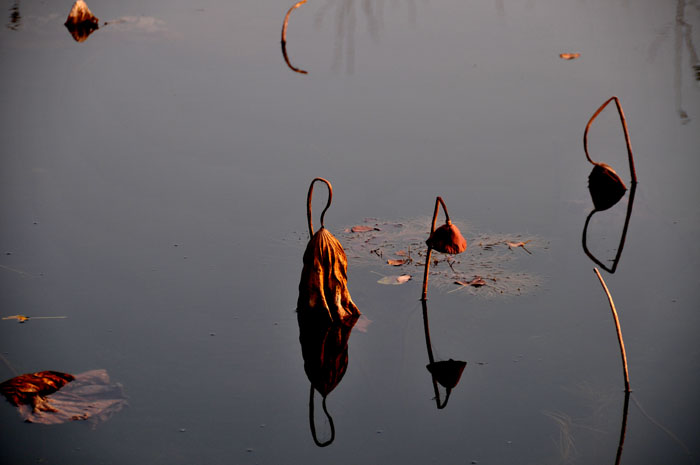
[
  {"x1": 3, "y1": 315, "x2": 29, "y2": 323},
  {"x1": 350, "y1": 225, "x2": 379, "y2": 233},
  {"x1": 387, "y1": 259, "x2": 409, "y2": 266},
  {"x1": 377, "y1": 274, "x2": 412, "y2": 285},
  {"x1": 455, "y1": 277, "x2": 486, "y2": 287},
  {"x1": 507, "y1": 240, "x2": 532, "y2": 254},
  {"x1": 559, "y1": 53, "x2": 580, "y2": 60}
]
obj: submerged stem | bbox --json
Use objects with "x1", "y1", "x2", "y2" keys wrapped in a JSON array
[{"x1": 593, "y1": 268, "x2": 631, "y2": 393}]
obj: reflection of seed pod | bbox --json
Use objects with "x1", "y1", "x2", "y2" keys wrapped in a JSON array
[
  {"x1": 64, "y1": 1, "x2": 99, "y2": 42},
  {"x1": 589, "y1": 163, "x2": 627, "y2": 211},
  {"x1": 426, "y1": 221, "x2": 467, "y2": 254},
  {"x1": 426, "y1": 359, "x2": 467, "y2": 389}
]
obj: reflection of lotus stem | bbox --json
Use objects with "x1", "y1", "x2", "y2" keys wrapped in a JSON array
[
  {"x1": 421, "y1": 300, "x2": 447, "y2": 409},
  {"x1": 281, "y1": 0, "x2": 310, "y2": 74},
  {"x1": 583, "y1": 96, "x2": 637, "y2": 184},
  {"x1": 593, "y1": 268, "x2": 630, "y2": 393},
  {"x1": 308, "y1": 385, "x2": 335, "y2": 447},
  {"x1": 421, "y1": 197, "x2": 451, "y2": 301},
  {"x1": 614, "y1": 392, "x2": 631, "y2": 465},
  {"x1": 306, "y1": 177, "x2": 333, "y2": 237}
]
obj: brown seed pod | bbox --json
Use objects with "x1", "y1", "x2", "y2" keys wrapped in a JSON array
[{"x1": 426, "y1": 221, "x2": 467, "y2": 254}]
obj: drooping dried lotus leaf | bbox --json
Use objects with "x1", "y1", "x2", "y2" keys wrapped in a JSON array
[
  {"x1": 64, "y1": 1, "x2": 99, "y2": 42},
  {"x1": 1, "y1": 369, "x2": 127, "y2": 425},
  {"x1": 298, "y1": 228, "x2": 360, "y2": 325},
  {"x1": 589, "y1": 163, "x2": 627, "y2": 211},
  {"x1": 298, "y1": 313, "x2": 358, "y2": 397},
  {"x1": 426, "y1": 221, "x2": 467, "y2": 254}
]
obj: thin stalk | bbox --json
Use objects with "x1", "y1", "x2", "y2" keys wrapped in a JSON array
[
  {"x1": 583, "y1": 96, "x2": 638, "y2": 184},
  {"x1": 421, "y1": 300, "x2": 441, "y2": 406},
  {"x1": 421, "y1": 197, "x2": 451, "y2": 301},
  {"x1": 306, "y1": 177, "x2": 333, "y2": 237},
  {"x1": 281, "y1": 0, "x2": 309, "y2": 74},
  {"x1": 593, "y1": 268, "x2": 630, "y2": 393},
  {"x1": 614, "y1": 392, "x2": 631, "y2": 465}
]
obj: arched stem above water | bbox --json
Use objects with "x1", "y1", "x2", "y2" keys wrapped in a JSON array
[{"x1": 306, "y1": 177, "x2": 333, "y2": 237}]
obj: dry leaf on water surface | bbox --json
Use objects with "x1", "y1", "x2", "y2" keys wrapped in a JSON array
[
  {"x1": 0, "y1": 369, "x2": 127, "y2": 425},
  {"x1": 507, "y1": 240, "x2": 533, "y2": 254},
  {"x1": 349, "y1": 225, "x2": 379, "y2": 233},
  {"x1": 455, "y1": 277, "x2": 486, "y2": 287},
  {"x1": 377, "y1": 274, "x2": 412, "y2": 285},
  {"x1": 559, "y1": 53, "x2": 581, "y2": 60},
  {"x1": 3, "y1": 315, "x2": 29, "y2": 323},
  {"x1": 387, "y1": 259, "x2": 409, "y2": 266}
]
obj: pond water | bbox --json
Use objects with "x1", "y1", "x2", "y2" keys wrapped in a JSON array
[{"x1": 1, "y1": 0, "x2": 699, "y2": 463}]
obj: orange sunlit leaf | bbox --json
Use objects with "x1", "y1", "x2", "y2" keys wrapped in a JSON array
[
  {"x1": 559, "y1": 53, "x2": 580, "y2": 60},
  {"x1": 506, "y1": 240, "x2": 533, "y2": 254},
  {"x1": 387, "y1": 259, "x2": 408, "y2": 266},
  {"x1": 377, "y1": 274, "x2": 412, "y2": 285},
  {"x1": 3, "y1": 315, "x2": 29, "y2": 322}
]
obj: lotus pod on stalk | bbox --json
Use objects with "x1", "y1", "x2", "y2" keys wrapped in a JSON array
[{"x1": 426, "y1": 220, "x2": 467, "y2": 254}]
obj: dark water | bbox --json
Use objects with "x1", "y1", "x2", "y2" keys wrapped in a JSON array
[{"x1": 1, "y1": 0, "x2": 699, "y2": 463}]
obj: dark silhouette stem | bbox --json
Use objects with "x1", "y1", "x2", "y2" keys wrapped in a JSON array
[
  {"x1": 614, "y1": 392, "x2": 631, "y2": 465},
  {"x1": 308, "y1": 385, "x2": 335, "y2": 447},
  {"x1": 583, "y1": 96, "x2": 638, "y2": 184},
  {"x1": 421, "y1": 197, "x2": 451, "y2": 301},
  {"x1": 594, "y1": 268, "x2": 631, "y2": 393},
  {"x1": 306, "y1": 178, "x2": 333, "y2": 237}
]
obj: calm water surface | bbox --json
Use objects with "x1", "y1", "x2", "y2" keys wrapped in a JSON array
[{"x1": 1, "y1": 0, "x2": 699, "y2": 464}]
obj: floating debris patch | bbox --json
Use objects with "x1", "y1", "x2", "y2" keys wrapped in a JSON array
[{"x1": 339, "y1": 217, "x2": 546, "y2": 297}]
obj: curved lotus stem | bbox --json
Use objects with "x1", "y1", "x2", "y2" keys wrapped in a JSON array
[
  {"x1": 583, "y1": 96, "x2": 637, "y2": 184},
  {"x1": 308, "y1": 385, "x2": 335, "y2": 447},
  {"x1": 421, "y1": 197, "x2": 451, "y2": 301},
  {"x1": 306, "y1": 177, "x2": 333, "y2": 237},
  {"x1": 594, "y1": 268, "x2": 630, "y2": 393},
  {"x1": 281, "y1": 0, "x2": 309, "y2": 74}
]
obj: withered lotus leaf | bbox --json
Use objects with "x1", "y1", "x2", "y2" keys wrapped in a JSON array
[
  {"x1": 426, "y1": 221, "x2": 467, "y2": 254},
  {"x1": 1, "y1": 369, "x2": 127, "y2": 425},
  {"x1": 589, "y1": 163, "x2": 627, "y2": 211},
  {"x1": 298, "y1": 228, "x2": 360, "y2": 325}
]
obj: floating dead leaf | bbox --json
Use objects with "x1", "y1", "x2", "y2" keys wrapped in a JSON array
[
  {"x1": 455, "y1": 277, "x2": 486, "y2": 287},
  {"x1": 377, "y1": 274, "x2": 412, "y2": 285},
  {"x1": 2, "y1": 315, "x2": 67, "y2": 323},
  {"x1": 0, "y1": 369, "x2": 127, "y2": 425},
  {"x1": 350, "y1": 225, "x2": 379, "y2": 233},
  {"x1": 387, "y1": 258, "x2": 409, "y2": 266},
  {"x1": 3, "y1": 315, "x2": 29, "y2": 323},
  {"x1": 559, "y1": 53, "x2": 580, "y2": 60},
  {"x1": 298, "y1": 178, "x2": 360, "y2": 325},
  {"x1": 506, "y1": 240, "x2": 533, "y2": 254}
]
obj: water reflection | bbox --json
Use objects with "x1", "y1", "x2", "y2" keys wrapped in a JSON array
[
  {"x1": 64, "y1": 0, "x2": 99, "y2": 42},
  {"x1": 582, "y1": 182, "x2": 636, "y2": 274},
  {"x1": 614, "y1": 392, "x2": 631, "y2": 465},
  {"x1": 297, "y1": 312, "x2": 358, "y2": 446},
  {"x1": 421, "y1": 300, "x2": 466, "y2": 409},
  {"x1": 674, "y1": 0, "x2": 700, "y2": 123},
  {"x1": 7, "y1": 1, "x2": 20, "y2": 31}
]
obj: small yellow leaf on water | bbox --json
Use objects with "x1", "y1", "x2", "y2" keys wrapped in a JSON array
[
  {"x1": 3, "y1": 315, "x2": 29, "y2": 323},
  {"x1": 559, "y1": 53, "x2": 580, "y2": 60}
]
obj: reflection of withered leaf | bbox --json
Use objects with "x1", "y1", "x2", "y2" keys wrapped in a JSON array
[
  {"x1": 1, "y1": 370, "x2": 127, "y2": 425},
  {"x1": 559, "y1": 53, "x2": 581, "y2": 60},
  {"x1": 589, "y1": 163, "x2": 627, "y2": 211},
  {"x1": 298, "y1": 314, "x2": 358, "y2": 397},
  {"x1": 0, "y1": 371, "x2": 74, "y2": 409},
  {"x1": 298, "y1": 228, "x2": 360, "y2": 325},
  {"x1": 64, "y1": 1, "x2": 99, "y2": 42}
]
